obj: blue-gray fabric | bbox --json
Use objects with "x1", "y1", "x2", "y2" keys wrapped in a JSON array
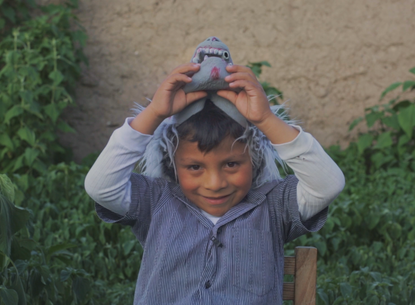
[{"x1": 95, "y1": 174, "x2": 327, "y2": 305}]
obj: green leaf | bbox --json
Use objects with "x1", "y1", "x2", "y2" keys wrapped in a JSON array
[
  {"x1": 317, "y1": 290, "x2": 329, "y2": 305},
  {"x1": 0, "y1": 18, "x2": 5, "y2": 30},
  {"x1": 24, "y1": 148, "x2": 39, "y2": 166},
  {"x1": 47, "y1": 243, "x2": 77, "y2": 261},
  {"x1": 60, "y1": 269, "x2": 73, "y2": 282},
  {"x1": 367, "y1": 213, "x2": 381, "y2": 230},
  {"x1": 12, "y1": 155, "x2": 25, "y2": 172},
  {"x1": 0, "y1": 174, "x2": 15, "y2": 202},
  {"x1": 44, "y1": 104, "x2": 60, "y2": 123},
  {"x1": 10, "y1": 208, "x2": 30, "y2": 236},
  {"x1": 371, "y1": 151, "x2": 394, "y2": 169},
  {"x1": 0, "y1": 194, "x2": 12, "y2": 255},
  {"x1": 315, "y1": 240, "x2": 327, "y2": 256},
  {"x1": 17, "y1": 127, "x2": 36, "y2": 146},
  {"x1": 409, "y1": 67, "x2": 415, "y2": 75},
  {"x1": 365, "y1": 111, "x2": 383, "y2": 128},
  {"x1": 340, "y1": 282, "x2": 352, "y2": 297},
  {"x1": 398, "y1": 134, "x2": 410, "y2": 156},
  {"x1": 392, "y1": 100, "x2": 411, "y2": 112},
  {"x1": 389, "y1": 223, "x2": 402, "y2": 239},
  {"x1": 10, "y1": 275, "x2": 27, "y2": 305},
  {"x1": 23, "y1": 101, "x2": 44, "y2": 120},
  {"x1": 4, "y1": 106, "x2": 23, "y2": 124},
  {"x1": 49, "y1": 70, "x2": 64, "y2": 86},
  {"x1": 402, "y1": 80, "x2": 415, "y2": 92},
  {"x1": 398, "y1": 134, "x2": 410, "y2": 147},
  {"x1": 357, "y1": 134, "x2": 373, "y2": 154},
  {"x1": 19, "y1": 91, "x2": 33, "y2": 105},
  {"x1": 0, "y1": 288, "x2": 18, "y2": 305},
  {"x1": 381, "y1": 114, "x2": 400, "y2": 130},
  {"x1": 123, "y1": 240, "x2": 135, "y2": 255},
  {"x1": 57, "y1": 121, "x2": 76, "y2": 133},
  {"x1": 380, "y1": 82, "x2": 402, "y2": 100},
  {"x1": 373, "y1": 132, "x2": 392, "y2": 149},
  {"x1": 349, "y1": 117, "x2": 363, "y2": 131},
  {"x1": 0, "y1": 134, "x2": 14, "y2": 151},
  {"x1": 72, "y1": 276, "x2": 91, "y2": 302},
  {"x1": 1, "y1": 5, "x2": 16, "y2": 23},
  {"x1": 397, "y1": 104, "x2": 415, "y2": 138}
]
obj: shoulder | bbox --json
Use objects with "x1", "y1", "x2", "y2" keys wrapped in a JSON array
[{"x1": 254, "y1": 175, "x2": 299, "y2": 197}]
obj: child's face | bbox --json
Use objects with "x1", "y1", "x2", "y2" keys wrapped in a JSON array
[{"x1": 174, "y1": 136, "x2": 253, "y2": 217}]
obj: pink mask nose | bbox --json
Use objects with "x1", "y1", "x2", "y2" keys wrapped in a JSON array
[{"x1": 211, "y1": 37, "x2": 218, "y2": 42}]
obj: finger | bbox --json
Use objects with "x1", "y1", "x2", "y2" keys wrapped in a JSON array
[
  {"x1": 228, "y1": 79, "x2": 262, "y2": 92},
  {"x1": 226, "y1": 64, "x2": 256, "y2": 75},
  {"x1": 217, "y1": 90, "x2": 238, "y2": 104},
  {"x1": 186, "y1": 91, "x2": 208, "y2": 104},
  {"x1": 224, "y1": 72, "x2": 256, "y2": 83},
  {"x1": 187, "y1": 91, "x2": 207, "y2": 104},
  {"x1": 167, "y1": 73, "x2": 192, "y2": 86},
  {"x1": 171, "y1": 63, "x2": 201, "y2": 75}
]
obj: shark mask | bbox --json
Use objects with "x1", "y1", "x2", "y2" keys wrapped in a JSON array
[{"x1": 173, "y1": 36, "x2": 248, "y2": 127}]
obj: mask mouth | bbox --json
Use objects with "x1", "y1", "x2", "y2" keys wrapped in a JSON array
[{"x1": 192, "y1": 47, "x2": 231, "y2": 64}]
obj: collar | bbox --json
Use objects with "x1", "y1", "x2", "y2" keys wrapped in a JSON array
[{"x1": 169, "y1": 181, "x2": 279, "y2": 230}]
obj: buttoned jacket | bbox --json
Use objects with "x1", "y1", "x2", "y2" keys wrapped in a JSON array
[{"x1": 96, "y1": 174, "x2": 327, "y2": 305}]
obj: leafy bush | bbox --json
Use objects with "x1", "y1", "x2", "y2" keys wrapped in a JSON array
[
  {"x1": 0, "y1": 0, "x2": 87, "y2": 175},
  {"x1": 348, "y1": 67, "x2": 415, "y2": 172},
  {"x1": 285, "y1": 68, "x2": 415, "y2": 304}
]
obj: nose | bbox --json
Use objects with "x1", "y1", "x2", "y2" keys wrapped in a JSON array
[{"x1": 204, "y1": 171, "x2": 228, "y2": 191}]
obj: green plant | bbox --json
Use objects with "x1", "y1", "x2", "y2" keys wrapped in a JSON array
[
  {"x1": 247, "y1": 61, "x2": 284, "y2": 106},
  {"x1": 0, "y1": 0, "x2": 87, "y2": 176},
  {"x1": 283, "y1": 67, "x2": 415, "y2": 304},
  {"x1": 348, "y1": 67, "x2": 415, "y2": 172}
]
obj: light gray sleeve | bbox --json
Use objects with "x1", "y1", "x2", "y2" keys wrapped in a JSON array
[
  {"x1": 84, "y1": 117, "x2": 153, "y2": 215},
  {"x1": 272, "y1": 126, "x2": 345, "y2": 221}
]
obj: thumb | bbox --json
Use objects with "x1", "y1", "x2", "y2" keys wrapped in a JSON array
[
  {"x1": 217, "y1": 90, "x2": 238, "y2": 104},
  {"x1": 186, "y1": 91, "x2": 208, "y2": 104}
]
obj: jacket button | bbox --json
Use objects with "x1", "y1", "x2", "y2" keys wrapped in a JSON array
[{"x1": 205, "y1": 281, "x2": 211, "y2": 289}]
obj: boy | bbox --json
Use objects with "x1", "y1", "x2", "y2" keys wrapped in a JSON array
[{"x1": 85, "y1": 61, "x2": 345, "y2": 304}]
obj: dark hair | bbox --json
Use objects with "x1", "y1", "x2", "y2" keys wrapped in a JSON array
[
  {"x1": 176, "y1": 99, "x2": 246, "y2": 152},
  {"x1": 161, "y1": 100, "x2": 246, "y2": 180}
]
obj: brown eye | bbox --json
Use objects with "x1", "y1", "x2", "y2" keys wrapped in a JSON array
[
  {"x1": 188, "y1": 165, "x2": 201, "y2": 171},
  {"x1": 227, "y1": 162, "x2": 237, "y2": 168}
]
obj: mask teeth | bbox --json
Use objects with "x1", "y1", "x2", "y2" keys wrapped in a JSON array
[{"x1": 195, "y1": 48, "x2": 230, "y2": 63}]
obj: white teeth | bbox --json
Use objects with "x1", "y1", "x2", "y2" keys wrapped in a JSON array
[
  {"x1": 204, "y1": 55, "x2": 208, "y2": 61},
  {"x1": 209, "y1": 48, "x2": 214, "y2": 54},
  {"x1": 214, "y1": 49, "x2": 218, "y2": 54},
  {"x1": 204, "y1": 47, "x2": 209, "y2": 53},
  {"x1": 218, "y1": 50, "x2": 223, "y2": 55}
]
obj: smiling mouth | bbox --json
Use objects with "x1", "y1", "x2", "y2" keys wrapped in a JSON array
[{"x1": 202, "y1": 194, "x2": 232, "y2": 205}]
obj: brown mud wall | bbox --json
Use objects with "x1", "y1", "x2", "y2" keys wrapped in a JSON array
[{"x1": 52, "y1": 0, "x2": 415, "y2": 161}]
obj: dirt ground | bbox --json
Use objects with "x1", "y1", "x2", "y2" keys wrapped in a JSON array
[{"x1": 55, "y1": 0, "x2": 415, "y2": 161}]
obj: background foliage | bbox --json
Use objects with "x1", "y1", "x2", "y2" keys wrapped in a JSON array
[{"x1": 1, "y1": 2, "x2": 415, "y2": 303}]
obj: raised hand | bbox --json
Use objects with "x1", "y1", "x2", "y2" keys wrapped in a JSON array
[
  {"x1": 216, "y1": 65, "x2": 273, "y2": 126},
  {"x1": 147, "y1": 63, "x2": 207, "y2": 120},
  {"x1": 217, "y1": 64, "x2": 299, "y2": 144},
  {"x1": 131, "y1": 63, "x2": 207, "y2": 135}
]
